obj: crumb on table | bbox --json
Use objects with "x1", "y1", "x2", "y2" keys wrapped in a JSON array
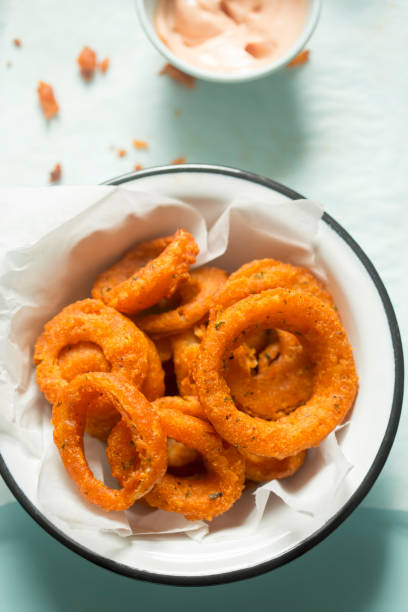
[
  {"x1": 134, "y1": 164, "x2": 143, "y2": 171},
  {"x1": 98, "y1": 57, "x2": 109, "y2": 73},
  {"x1": 78, "y1": 46, "x2": 97, "y2": 81},
  {"x1": 287, "y1": 49, "x2": 310, "y2": 68},
  {"x1": 49, "y1": 163, "x2": 62, "y2": 183},
  {"x1": 159, "y1": 64, "x2": 196, "y2": 89},
  {"x1": 171, "y1": 157, "x2": 186, "y2": 165},
  {"x1": 13, "y1": 38, "x2": 22, "y2": 47},
  {"x1": 133, "y1": 140, "x2": 148, "y2": 150},
  {"x1": 118, "y1": 149, "x2": 127, "y2": 158},
  {"x1": 37, "y1": 81, "x2": 59, "y2": 119}
]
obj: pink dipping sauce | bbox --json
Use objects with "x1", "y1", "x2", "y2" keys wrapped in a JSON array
[{"x1": 155, "y1": 0, "x2": 309, "y2": 74}]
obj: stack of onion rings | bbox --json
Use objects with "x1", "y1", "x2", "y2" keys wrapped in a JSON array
[
  {"x1": 53, "y1": 373, "x2": 167, "y2": 512},
  {"x1": 211, "y1": 258, "x2": 335, "y2": 316},
  {"x1": 195, "y1": 289, "x2": 358, "y2": 459},
  {"x1": 92, "y1": 230, "x2": 199, "y2": 314},
  {"x1": 34, "y1": 229, "x2": 358, "y2": 522}
]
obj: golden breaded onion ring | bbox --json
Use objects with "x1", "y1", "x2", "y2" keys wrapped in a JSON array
[
  {"x1": 145, "y1": 408, "x2": 245, "y2": 521},
  {"x1": 53, "y1": 373, "x2": 167, "y2": 512},
  {"x1": 195, "y1": 289, "x2": 358, "y2": 459},
  {"x1": 92, "y1": 230, "x2": 199, "y2": 315},
  {"x1": 56, "y1": 335, "x2": 164, "y2": 441},
  {"x1": 92, "y1": 236, "x2": 173, "y2": 299},
  {"x1": 211, "y1": 259, "x2": 334, "y2": 317},
  {"x1": 205, "y1": 259, "x2": 334, "y2": 422},
  {"x1": 34, "y1": 299, "x2": 149, "y2": 405},
  {"x1": 136, "y1": 267, "x2": 227, "y2": 337},
  {"x1": 108, "y1": 408, "x2": 245, "y2": 521}
]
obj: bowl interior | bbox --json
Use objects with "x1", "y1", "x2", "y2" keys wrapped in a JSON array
[
  {"x1": 0, "y1": 167, "x2": 402, "y2": 585},
  {"x1": 137, "y1": 0, "x2": 322, "y2": 83}
]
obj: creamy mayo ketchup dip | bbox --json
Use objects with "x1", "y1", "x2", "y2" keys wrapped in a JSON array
[{"x1": 155, "y1": 0, "x2": 309, "y2": 74}]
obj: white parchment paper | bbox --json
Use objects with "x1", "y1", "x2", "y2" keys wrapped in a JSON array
[{"x1": 0, "y1": 186, "x2": 352, "y2": 541}]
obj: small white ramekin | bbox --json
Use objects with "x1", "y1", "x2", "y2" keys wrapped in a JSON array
[{"x1": 136, "y1": 0, "x2": 321, "y2": 84}]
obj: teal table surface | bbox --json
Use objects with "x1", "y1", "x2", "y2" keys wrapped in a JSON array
[
  {"x1": 0, "y1": 0, "x2": 407, "y2": 608},
  {"x1": 1, "y1": 503, "x2": 408, "y2": 611}
]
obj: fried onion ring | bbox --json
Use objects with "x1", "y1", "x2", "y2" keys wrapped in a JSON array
[
  {"x1": 92, "y1": 236, "x2": 172, "y2": 299},
  {"x1": 108, "y1": 408, "x2": 245, "y2": 521},
  {"x1": 241, "y1": 449, "x2": 306, "y2": 482},
  {"x1": 135, "y1": 267, "x2": 227, "y2": 337},
  {"x1": 195, "y1": 289, "x2": 358, "y2": 459},
  {"x1": 34, "y1": 299, "x2": 149, "y2": 405},
  {"x1": 56, "y1": 335, "x2": 164, "y2": 441},
  {"x1": 211, "y1": 259, "x2": 334, "y2": 316},
  {"x1": 92, "y1": 230, "x2": 199, "y2": 314},
  {"x1": 145, "y1": 408, "x2": 245, "y2": 520},
  {"x1": 207, "y1": 259, "x2": 328, "y2": 421},
  {"x1": 53, "y1": 373, "x2": 167, "y2": 512}
]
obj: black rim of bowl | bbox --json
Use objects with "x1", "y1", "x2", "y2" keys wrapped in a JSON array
[{"x1": 0, "y1": 164, "x2": 404, "y2": 587}]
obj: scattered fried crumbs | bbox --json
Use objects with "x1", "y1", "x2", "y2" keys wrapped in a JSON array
[
  {"x1": 6, "y1": 61, "x2": 12, "y2": 69},
  {"x1": 133, "y1": 140, "x2": 148, "y2": 150},
  {"x1": 171, "y1": 157, "x2": 186, "y2": 165},
  {"x1": 98, "y1": 57, "x2": 110, "y2": 73},
  {"x1": 118, "y1": 149, "x2": 127, "y2": 158},
  {"x1": 174, "y1": 108, "x2": 181, "y2": 117},
  {"x1": 134, "y1": 164, "x2": 143, "y2": 171},
  {"x1": 13, "y1": 39, "x2": 22, "y2": 47},
  {"x1": 160, "y1": 63, "x2": 196, "y2": 89},
  {"x1": 49, "y1": 163, "x2": 62, "y2": 183},
  {"x1": 77, "y1": 46, "x2": 97, "y2": 81},
  {"x1": 287, "y1": 49, "x2": 310, "y2": 68},
  {"x1": 37, "y1": 81, "x2": 59, "y2": 119}
]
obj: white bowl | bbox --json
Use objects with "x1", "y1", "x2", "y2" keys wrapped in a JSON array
[
  {"x1": 136, "y1": 0, "x2": 322, "y2": 83},
  {"x1": 0, "y1": 165, "x2": 403, "y2": 585}
]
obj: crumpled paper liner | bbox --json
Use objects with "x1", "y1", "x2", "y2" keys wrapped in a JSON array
[{"x1": 0, "y1": 186, "x2": 352, "y2": 542}]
